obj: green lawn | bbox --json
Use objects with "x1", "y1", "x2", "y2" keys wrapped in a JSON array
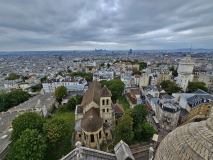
[
  {"x1": 45, "y1": 109, "x2": 75, "y2": 160},
  {"x1": 118, "y1": 96, "x2": 130, "y2": 111}
]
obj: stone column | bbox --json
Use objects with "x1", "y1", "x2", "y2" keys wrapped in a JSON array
[
  {"x1": 88, "y1": 134, "x2": 90, "y2": 147},
  {"x1": 85, "y1": 133, "x2": 89, "y2": 147},
  {"x1": 95, "y1": 133, "x2": 99, "y2": 150}
]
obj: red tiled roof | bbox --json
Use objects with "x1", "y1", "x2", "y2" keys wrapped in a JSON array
[
  {"x1": 114, "y1": 104, "x2": 124, "y2": 113},
  {"x1": 135, "y1": 75, "x2": 140, "y2": 78}
]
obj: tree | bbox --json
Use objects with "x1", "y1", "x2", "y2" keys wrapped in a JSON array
[
  {"x1": 0, "y1": 89, "x2": 30, "y2": 112},
  {"x1": 169, "y1": 67, "x2": 178, "y2": 77},
  {"x1": 71, "y1": 72, "x2": 93, "y2": 81},
  {"x1": 76, "y1": 94, "x2": 83, "y2": 104},
  {"x1": 40, "y1": 76, "x2": 47, "y2": 83},
  {"x1": 100, "y1": 62, "x2": 105, "y2": 67},
  {"x1": 132, "y1": 70, "x2": 141, "y2": 75},
  {"x1": 22, "y1": 76, "x2": 29, "y2": 81},
  {"x1": 100, "y1": 79, "x2": 124, "y2": 102},
  {"x1": 164, "y1": 82, "x2": 183, "y2": 95},
  {"x1": 135, "y1": 123, "x2": 155, "y2": 141},
  {"x1": 43, "y1": 119, "x2": 70, "y2": 146},
  {"x1": 131, "y1": 104, "x2": 149, "y2": 129},
  {"x1": 5, "y1": 73, "x2": 20, "y2": 80},
  {"x1": 11, "y1": 112, "x2": 45, "y2": 142},
  {"x1": 31, "y1": 84, "x2": 42, "y2": 92},
  {"x1": 117, "y1": 114, "x2": 134, "y2": 145},
  {"x1": 160, "y1": 80, "x2": 183, "y2": 95},
  {"x1": 66, "y1": 97, "x2": 77, "y2": 110},
  {"x1": 172, "y1": 69, "x2": 178, "y2": 77},
  {"x1": 107, "y1": 63, "x2": 110, "y2": 68},
  {"x1": 54, "y1": 86, "x2": 67, "y2": 101},
  {"x1": 7, "y1": 129, "x2": 47, "y2": 160},
  {"x1": 187, "y1": 82, "x2": 208, "y2": 93},
  {"x1": 160, "y1": 80, "x2": 171, "y2": 89}
]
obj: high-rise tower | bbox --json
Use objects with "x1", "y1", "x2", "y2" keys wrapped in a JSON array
[{"x1": 176, "y1": 55, "x2": 195, "y2": 92}]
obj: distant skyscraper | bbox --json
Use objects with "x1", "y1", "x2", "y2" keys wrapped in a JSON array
[{"x1": 128, "y1": 49, "x2": 132, "y2": 55}]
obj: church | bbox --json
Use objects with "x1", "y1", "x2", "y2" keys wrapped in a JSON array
[{"x1": 74, "y1": 80, "x2": 116, "y2": 150}]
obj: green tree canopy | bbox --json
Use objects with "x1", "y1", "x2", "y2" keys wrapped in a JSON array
[
  {"x1": 160, "y1": 80, "x2": 183, "y2": 95},
  {"x1": 107, "y1": 63, "x2": 110, "y2": 68},
  {"x1": 131, "y1": 104, "x2": 149, "y2": 129},
  {"x1": 5, "y1": 73, "x2": 21, "y2": 80},
  {"x1": 11, "y1": 112, "x2": 45, "y2": 142},
  {"x1": 135, "y1": 123, "x2": 155, "y2": 142},
  {"x1": 7, "y1": 129, "x2": 47, "y2": 160},
  {"x1": 31, "y1": 84, "x2": 42, "y2": 92},
  {"x1": 117, "y1": 114, "x2": 134, "y2": 145},
  {"x1": 0, "y1": 90, "x2": 30, "y2": 112},
  {"x1": 160, "y1": 80, "x2": 171, "y2": 89},
  {"x1": 71, "y1": 72, "x2": 93, "y2": 81},
  {"x1": 169, "y1": 67, "x2": 178, "y2": 77},
  {"x1": 54, "y1": 86, "x2": 67, "y2": 101},
  {"x1": 100, "y1": 79, "x2": 124, "y2": 102},
  {"x1": 164, "y1": 82, "x2": 183, "y2": 95},
  {"x1": 40, "y1": 76, "x2": 47, "y2": 83},
  {"x1": 76, "y1": 94, "x2": 83, "y2": 104},
  {"x1": 43, "y1": 119, "x2": 70, "y2": 146},
  {"x1": 66, "y1": 97, "x2": 77, "y2": 110},
  {"x1": 132, "y1": 70, "x2": 141, "y2": 75},
  {"x1": 187, "y1": 82, "x2": 208, "y2": 93}
]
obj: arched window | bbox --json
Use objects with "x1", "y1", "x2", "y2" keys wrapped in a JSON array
[
  {"x1": 102, "y1": 99, "x2": 105, "y2": 105},
  {"x1": 99, "y1": 131, "x2": 101, "y2": 139},
  {"x1": 90, "y1": 134, "x2": 94, "y2": 142},
  {"x1": 106, "y1": 99, "x2": 109, "y2": 105}
]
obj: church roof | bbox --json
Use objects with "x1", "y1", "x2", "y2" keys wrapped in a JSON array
[
  {"x1": 81, "y1": 107, "x2": 103, "y2": 132},
  {"x1": 154, "y1": 117, "x2": 213, "y2": 160},
  {"x1": 81, "y1": 80, "x2": 102, "y2": 107},
  {"x1": 100, "y1": 86, "x2": 112, "y2": 97}
]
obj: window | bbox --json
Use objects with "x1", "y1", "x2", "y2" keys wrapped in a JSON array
[
  {"x1": 105, "y1": 120, "x2": 107, "y2": 123},
  {"x1": 90, "y1": 134, "x2": 94, "y2": 142},
  {"x1": 106, "y1": 133, "x2": 108, "y2": 137},
  {"x1": 99, "y1": 131, "x2": 101, "y2": 138},
  {"x1": 107, "y1": 109, "x2": 109, "y2": 112},
  {"x1": 79, "y1": 134, "x2": 81, "y2": 138},
  {"x1": 102, "y1": 99, "x2": 105, "y2": 105},
  {"x1": 106, "y1": 99, "x2": 109, "y2": 105},
  {"x1": 103, "y1": 109, "x2": 105, "y2": 112},
  {"x1": 208, "y1": 106, "x2": 210, "y2": 108}
]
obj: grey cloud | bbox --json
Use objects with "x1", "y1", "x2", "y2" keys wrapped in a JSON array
[{"x1": 0, "y1": 0, "x2": 213, "y2": 51}]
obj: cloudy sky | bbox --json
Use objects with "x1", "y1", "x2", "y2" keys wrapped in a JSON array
[{"x1": 0, "y1": 0, "x2": 213, "y2": 51}]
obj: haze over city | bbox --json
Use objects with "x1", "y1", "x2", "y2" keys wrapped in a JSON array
[{"x1": 0, "y1": 0, "x2": 213, "y2": 51}]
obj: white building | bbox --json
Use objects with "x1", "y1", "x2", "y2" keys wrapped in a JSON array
[
  {"x1": 176, "y1": 55, "x2": 195, "y2": 92},
  {"x1": 42, "y1": 77, "x2": 87, "y2": 93}
]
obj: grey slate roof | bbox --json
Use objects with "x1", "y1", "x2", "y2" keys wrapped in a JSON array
[
  {"x1": 114, "y1": 140, "x2": 135, "y2": 160},
  {"x1": 61, "y1": 140, "x2": 135, "y2": 160},
  {"x1": 179, "y1": 109, "x2": 189, "y2": 118}
]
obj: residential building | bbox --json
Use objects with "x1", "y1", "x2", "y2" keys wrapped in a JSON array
[
  {"x1": 42, "y1": 76, "x2": 87, "y2": 93},
  {"x1": 155, "y1": 94, "x2": 181, "y2": 130},
  {"x1": 173, "y1": 89, "x2": 213, "y2": 125}
]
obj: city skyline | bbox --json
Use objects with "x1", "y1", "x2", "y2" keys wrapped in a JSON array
[{"x1": 0, "y1": 0, "x2": 213, "y2": 51}]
